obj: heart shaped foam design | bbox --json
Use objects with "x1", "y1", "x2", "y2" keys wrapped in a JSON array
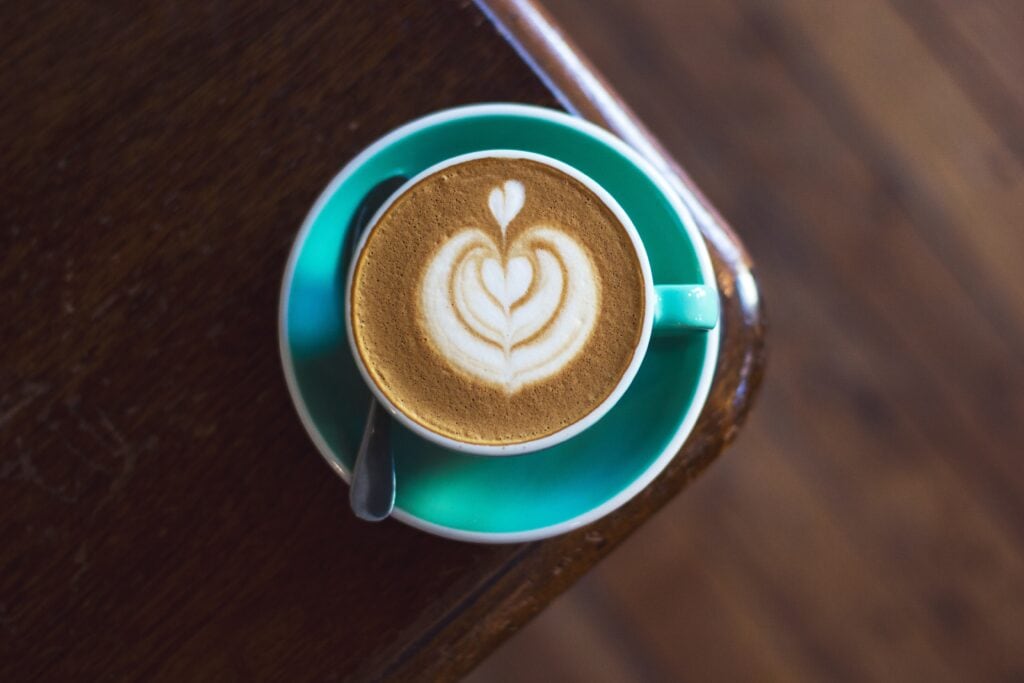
[
  {"x1": 419, "y1": 226, "x2": 600, "y2": 393},
  {"x1": 481, "y1": 256, "x2": 532, "y2": 309}
]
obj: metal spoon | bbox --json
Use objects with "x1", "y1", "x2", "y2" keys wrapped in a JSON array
[
  {"x1": 350, "y1": 399, "x2": 394, "y2": 521},
  {"x1": 346, "y1": 175, "x2": 407, "y2": 521}
]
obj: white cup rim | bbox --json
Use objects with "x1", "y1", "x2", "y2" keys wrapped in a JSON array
[{"x1": 345, "y1": 149, "x2": 656, "y2": 456}]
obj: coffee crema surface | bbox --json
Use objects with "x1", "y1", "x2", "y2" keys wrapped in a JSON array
[{"x1": 350, "y1": 157, "x2": 645, "y2": 445}]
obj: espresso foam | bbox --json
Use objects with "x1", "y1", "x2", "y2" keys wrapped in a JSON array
[
  {"x1": 420, "y1": 223, "x2": 600, "y2": 392},
  {"x1": 350, "y1": 157, "x2": 645, "y2": 445}
]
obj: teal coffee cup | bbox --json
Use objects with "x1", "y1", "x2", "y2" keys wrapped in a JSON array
[
  {"x1": 345, "y1": 149, "x2": 718, "y2": 456},
  {"x1": 280, "y1": 104, "x2": 721, "y2": 541}
]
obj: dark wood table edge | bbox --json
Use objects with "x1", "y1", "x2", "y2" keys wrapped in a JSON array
[{"x1": 367, "y1": 2, "x2": 768, "y2": 679}]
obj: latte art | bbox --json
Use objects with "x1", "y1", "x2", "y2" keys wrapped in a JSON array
[
  {"x1": 420, "y1": 219, "x2": 600, "y2": 392},
  {"x1": 350, "y1": 156, "x2": 645, "y2": 446}
]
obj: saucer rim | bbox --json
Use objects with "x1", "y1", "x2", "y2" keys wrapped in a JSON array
[{"x1": 278, "y1": 103, "x2": 721, "y2": 543}]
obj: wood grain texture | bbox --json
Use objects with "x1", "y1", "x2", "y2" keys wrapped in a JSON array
[
  {"x1": 470, "y1": 0, "x2": 1024, "y2": 681},
  {"x1": 0, "y1": 0, "x2": 762, "y2": 680}
]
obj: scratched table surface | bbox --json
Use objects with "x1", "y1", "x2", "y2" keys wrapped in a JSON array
[{"x1": 0, "y1": 1, "x2": 764, "y2": 680}]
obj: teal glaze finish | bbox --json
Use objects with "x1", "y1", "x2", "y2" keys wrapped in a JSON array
[
  {"x1": 654, "y1": 285, "x2": 720, "y2": 333},
  {"x1": 279, "y1": 104, "x2": 720, "y2": 541}
]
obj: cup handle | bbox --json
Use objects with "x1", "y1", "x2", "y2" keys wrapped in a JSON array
[{"x1": 653, "y1": 284, "x2": 719, "y2": 333}]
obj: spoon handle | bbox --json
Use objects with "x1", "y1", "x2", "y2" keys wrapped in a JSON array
[{"x1": 349, "y1": 399, "x2": 395, "y2": 521}]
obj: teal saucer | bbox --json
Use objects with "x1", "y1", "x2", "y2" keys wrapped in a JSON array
[{"x1": 279, "y1": 104, "x2": 719, "y2": 543}]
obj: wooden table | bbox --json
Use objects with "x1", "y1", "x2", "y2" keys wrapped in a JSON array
[{"x1": 0, "y1": 1, "x2": 763, "y2": 679}]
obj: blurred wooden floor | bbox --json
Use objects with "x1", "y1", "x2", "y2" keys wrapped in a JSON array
[{"x1": 470, "y1": 0, "x2": 1024, "y2": 681}]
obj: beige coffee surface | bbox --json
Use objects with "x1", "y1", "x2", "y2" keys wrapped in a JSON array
[{"x1": 350, "y1": 157, "x2": 645, "y2": 445}]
